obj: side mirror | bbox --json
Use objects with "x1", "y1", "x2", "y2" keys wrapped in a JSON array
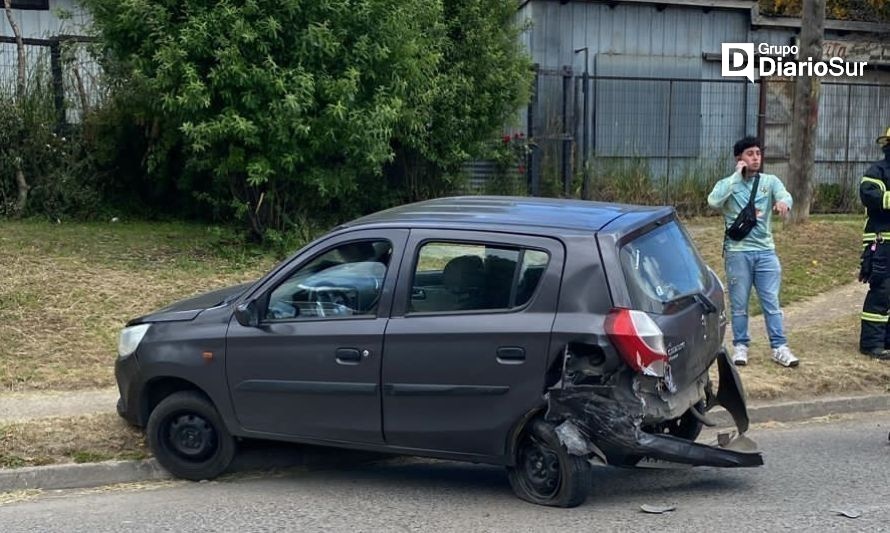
[{"x1": 234, "y1": 300, "x2": 260, "y2": 327}]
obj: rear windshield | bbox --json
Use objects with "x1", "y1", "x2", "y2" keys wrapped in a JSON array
[{"x1": 619, "y1": 221, "x2": 708, "y2": 313}]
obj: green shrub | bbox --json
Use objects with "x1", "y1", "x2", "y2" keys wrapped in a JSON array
[
  {"x1": 82, "y1": 0, "x2": 532, "y2": 240},
  {"x1": 581, "y1": 156, "x2": 730, "y2": 215},
  {"x1": 485, "y1": 133, "x2": 529, "y2": 196},
  {"x1": 812, "y1": 182, "x2": 858, "y2": 214},
  {"x1": 0, "y1": 73, "x2": 103, "y2": 220}
]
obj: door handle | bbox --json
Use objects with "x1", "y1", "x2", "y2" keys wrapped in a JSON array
[
  {"x1": 496, "y1": 346, "x2": 526, "y2": 365},
  {"x1": 336, "y1": 348, "x2": 364, "y2": 365}
]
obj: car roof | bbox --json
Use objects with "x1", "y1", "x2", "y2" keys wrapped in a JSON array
[{"x1": 343, "y1": 196, "x2": 673, "y2": 233}]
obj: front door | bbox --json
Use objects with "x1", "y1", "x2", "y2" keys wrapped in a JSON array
[
  {"x1": 226, "y1": 229, "x2": 408, "y2": 443},
  {"x1": 382, "y1": 230, "x2": 564, "y2": 458}
]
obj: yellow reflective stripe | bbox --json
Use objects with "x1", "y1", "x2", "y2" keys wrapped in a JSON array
[
  {"x1": 862, "y1": 176, "x2": 886, "y2": 192},
  {"x1": 863, "y1": 232, "x2": 877, "y2": 244},
  {"x1": 861, "y1": 312, "x2": 889, "y2": 323},
  {"x1": 884, "y1": 191, "x2": 890, "y2": 209}
]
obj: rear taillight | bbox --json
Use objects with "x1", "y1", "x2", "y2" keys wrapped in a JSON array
[{"x1": 604, "y1": 308, "x2": 668, "y2": 377}]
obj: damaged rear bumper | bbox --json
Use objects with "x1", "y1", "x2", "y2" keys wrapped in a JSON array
[{"x1": 546, "y1": 349, "x2": 763, "y2": 468}]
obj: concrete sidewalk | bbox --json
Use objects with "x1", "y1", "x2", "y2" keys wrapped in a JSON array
[
  {"x1": 2, "y1": 392, "x2": 889, "y2": 494},
  {"x1": 0, "y1": 388, "x2": 118, "y2": 424},
  {"x1": 747, "y1": 281, "x2": 866, "y2": 340}
]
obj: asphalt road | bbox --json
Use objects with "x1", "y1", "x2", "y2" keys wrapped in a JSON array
[{"x1": 2, "y1": 412, "x2": 889, "y2": 532}]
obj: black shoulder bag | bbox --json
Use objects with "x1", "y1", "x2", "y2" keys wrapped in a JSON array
[{"x1": 725, "y1": 173, "x2": 761, "y2": 241}]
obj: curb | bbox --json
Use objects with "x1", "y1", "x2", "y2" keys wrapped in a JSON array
[
  {"x1": 709, "y1": 393, "x2": 890, "y2": 427},
  {"x1": 0, "y1": 459, "x2": 170, "y2": 492},
  {"x1": 0, "y1": 441, "x2": 389, "y2": 493},
  {"x1": 2, "y1": 394, "x2": 888, "y2": 494}
]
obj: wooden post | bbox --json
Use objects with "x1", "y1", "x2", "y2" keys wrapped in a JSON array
[
  {"x1": 787, "y1": 0, "x2": 825, "y2": 225},
  {"x1": 3, "y1": 0, "x2": 30, "y2": 217}
]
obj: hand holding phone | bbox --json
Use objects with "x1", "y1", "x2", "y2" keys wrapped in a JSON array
[{"x1": 735, "y1": 160, "x2": 748, "y2": 176}]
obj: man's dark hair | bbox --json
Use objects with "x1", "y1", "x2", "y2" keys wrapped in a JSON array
[{"x1": 733, "y1": 136, "x2": 763, "y2": 157}]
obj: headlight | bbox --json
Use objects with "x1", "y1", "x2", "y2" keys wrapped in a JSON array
[{"x1": 118, "y1": 324, "x2": 150, "y2": 357}]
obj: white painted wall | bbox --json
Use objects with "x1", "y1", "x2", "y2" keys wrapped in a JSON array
[{"x1": 1, "y1": 0, "x2": 91, "y2": 38}]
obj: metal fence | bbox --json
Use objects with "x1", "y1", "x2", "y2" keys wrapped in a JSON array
[
  {"x1": 1, "y1": 34, "x2": 103, "y2": 127},
  {"x1": 525, "y1": 66, "x2": 890, "y2": 207}
]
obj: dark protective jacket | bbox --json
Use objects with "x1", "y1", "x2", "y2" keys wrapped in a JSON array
[{"x1": 860, "y1": 154, "x2": 890, "y2": 245}]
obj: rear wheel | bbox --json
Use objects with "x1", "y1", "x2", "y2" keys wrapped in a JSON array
[
  {"x1": 507, "y1": 419, "x2": 592, "y2": 508},
  {"x1": 147, "y1": 391, "x2": 236, "y2": 481}
]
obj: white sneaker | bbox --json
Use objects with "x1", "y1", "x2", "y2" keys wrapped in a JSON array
[
  {"x1": 771, "y1": 345, "x2": 800, "y2": 368},
  {"x1": 732, "y1": 344, "x2": 748, "y2": 366}
]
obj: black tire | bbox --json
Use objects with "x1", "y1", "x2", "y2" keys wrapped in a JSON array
[
  {"x1": 644, "y1": 401, "x2": 705, "y2": 442},
  {"x1": 507, "y1": 419, "x2": 592, "y2": 508},
  {"x1": 146, "y1": 391, "x2": 236, "y2": 481}
]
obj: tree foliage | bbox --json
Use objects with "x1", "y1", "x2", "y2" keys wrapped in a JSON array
[
  {"x1": 379, "y1": 0, "x2": 531, "y2": 206},
  {"x1": 760, "y1": 0, "x2": 890, "y2": 21},
  {"x1": 82, "y1": 0, "x2": 531, "y2": 240}
]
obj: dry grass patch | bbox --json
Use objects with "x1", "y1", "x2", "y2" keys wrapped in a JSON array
[
  {"x1": 0, "y1": 413, "x2": 147, "y2": 468},
  {"x1": 0, "y1": 221, "x2": 277, "y2": 392},
  {"x1": 686, "y1": 215, "x2": 862, "y2": 308},
  {"x1": 732, "y1": 314, "x2": 890, "y2": 401},
  {"x1": 0, "y1": 489, "x2": 42, "y2": 506},
  {"x1": 0, "y1": 216, "x2": 873, "y2": 396}
]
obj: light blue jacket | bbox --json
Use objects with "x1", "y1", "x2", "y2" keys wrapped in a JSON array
[{"x1": 707, "y1": 171, "x2": 793, "y2": 252}]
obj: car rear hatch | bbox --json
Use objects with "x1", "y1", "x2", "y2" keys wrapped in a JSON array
[{"x1": 597, "y1": 213, "x2": 724, "y2": 400}]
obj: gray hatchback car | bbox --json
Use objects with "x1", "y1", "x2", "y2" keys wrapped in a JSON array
[{"x1": 115, "y1": 196, "x2": 761, "y2": 507}]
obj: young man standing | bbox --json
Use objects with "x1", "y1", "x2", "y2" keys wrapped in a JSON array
[{"x1": 707, "y1": 136, "x2": 799, "y2": 368}]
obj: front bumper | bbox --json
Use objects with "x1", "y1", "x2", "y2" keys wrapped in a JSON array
[
  {"x1": 114, "y1": 352, "x2": 143, "y2": 426},
  {"x1": 546, "y1": 349, "x2": 762, "y2": 468}
]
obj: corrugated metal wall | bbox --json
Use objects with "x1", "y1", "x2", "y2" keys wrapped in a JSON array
[
  {"x1": 518, "y1": 0, "x2": 890, "y2": 199},
  {"x1": 527, "y1": 1, "x2": 749, "y2": 71},
  {"x1": 2, "y1": 0, "x2": 99, "y2": 122},
  {"x1": 525, "y1": 0, "x2": 758, "y2": 188}
]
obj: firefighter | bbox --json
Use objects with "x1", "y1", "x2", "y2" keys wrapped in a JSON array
[{"x1": 858, "y1": 127, "x2": 890, "y2": 360}]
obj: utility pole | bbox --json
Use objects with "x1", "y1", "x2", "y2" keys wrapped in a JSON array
[
  {"x1": 574, "y1": 47, "x2": 590, "y2": 200},
  {"x1": 787, "y1": 0, "x2": 825, "y2": 226}
]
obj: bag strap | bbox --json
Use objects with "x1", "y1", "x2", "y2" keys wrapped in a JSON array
[
  {"x1": 723, "y1": 172, "x2": 761, "y2": 256},
  {"x1": 745, "y1": 173, "x2": 761, "y2": 209}
]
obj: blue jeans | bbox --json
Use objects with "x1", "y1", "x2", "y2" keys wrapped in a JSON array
[{"x1": 725, "y1": 250, "x2": 787, "y2": 349}]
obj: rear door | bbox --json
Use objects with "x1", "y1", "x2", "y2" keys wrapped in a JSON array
[
  {"x1": 382, "y1": 230, "x2": 564, "y2": 458},
  {"x1": 602, "y1": 220, "x2": 723, "y2": 390}
]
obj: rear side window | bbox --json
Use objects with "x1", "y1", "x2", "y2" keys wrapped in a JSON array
[
  {"x1": 619, "y1": 222, "x2": 707, "y2": 313},
  {"x1": 409, "y1": 243, "x2": 549, "y2": 314}
]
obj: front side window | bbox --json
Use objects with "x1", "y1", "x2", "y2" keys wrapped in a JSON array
[
  {"x1": 409, "y1": 242, "x2": 549, "y2": 314},
  {"x1": 266, "y1": 240, "x2": 392, "y2": 320},
  {"x1": 619, "y1": 221, "x2": 708, "y2": 313}
]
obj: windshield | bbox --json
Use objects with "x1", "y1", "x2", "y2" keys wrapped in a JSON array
[{"x1": 619, "y1": 221, "x2": 708, "y2": 313}]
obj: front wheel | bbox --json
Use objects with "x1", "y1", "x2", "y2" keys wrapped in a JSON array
[
  {"x1": 147, "y1": 391, "x2": 236, "y2": 481},
  {"x1": 507, "y1": 419, "x2": 592, "y2": 507}
]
